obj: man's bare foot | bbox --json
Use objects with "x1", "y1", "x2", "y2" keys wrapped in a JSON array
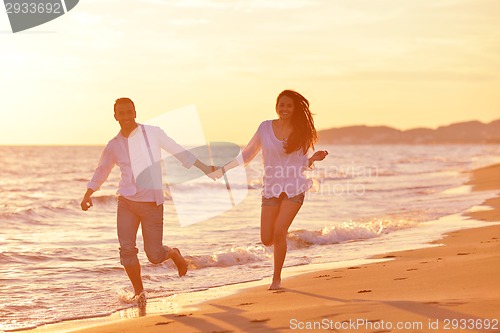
[
  {"x1": 268, "y1": 280, "x2": 281, "y2": 290},
  {"x1": 168, "y1": 247, "x2": 188, "y2": 277}
]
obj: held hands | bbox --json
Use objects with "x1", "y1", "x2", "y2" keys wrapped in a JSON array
[
  {"x1": 194, "y1": 160, "x2": 221, "y2": 180},
  {"x1": 209, "y1": 166, "x2": 224, "y2": 180},
  {"x1": 202, "y1": 164, "x2": 224, "y2": 180}
]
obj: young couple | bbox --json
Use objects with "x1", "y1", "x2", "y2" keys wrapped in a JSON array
[{"x1": 80, "y1": 90, "x2": 328, "y2": 307}]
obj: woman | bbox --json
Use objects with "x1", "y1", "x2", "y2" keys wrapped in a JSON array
[{"x1": 221, "y1": 90, "x2": 328, "y2": 290}]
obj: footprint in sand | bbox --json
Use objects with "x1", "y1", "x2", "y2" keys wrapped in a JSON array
[
  {"x1": 315, "y1": 274, "x2": 330, "y2": 278},
  {"x1": 483, "y1": 238, "x2": 499, "y2": 244},
  {"x1": 394, "y1": 277, "x2": 408, "y2": 281},
  {"x1": 358, "y1": 289, "x2": 372, "y2": 293},
  {"x1": 237, "y1": 302, "x2": 254, "y2": 306},
  {"x1": 251, "y1": 318, "x2": 270, "y2": 323}
]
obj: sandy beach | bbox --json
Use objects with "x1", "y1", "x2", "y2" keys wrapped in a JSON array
[{"x1": 26, "y1": 164, "x2": 500, "y2": 333}]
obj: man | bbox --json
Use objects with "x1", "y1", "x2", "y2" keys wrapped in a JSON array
[{"x1": 80, "y1": 97, "x2": 215, "y2": 308}]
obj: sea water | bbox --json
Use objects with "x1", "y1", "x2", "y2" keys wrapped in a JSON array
[{"x1": 1, "y1": 144, "x2": 499, "y2": 331}]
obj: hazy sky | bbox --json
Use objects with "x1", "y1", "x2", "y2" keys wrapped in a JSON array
[{"x1": 1, "y1": 0, "x2": 499, "y2": 145}]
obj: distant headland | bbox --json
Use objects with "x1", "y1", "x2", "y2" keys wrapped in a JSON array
[{"x1": 318, "y1": 119, "x2": 500, "y2": 144}]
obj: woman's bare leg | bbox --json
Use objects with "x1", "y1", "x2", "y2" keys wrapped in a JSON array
[
  {"x1": 261, "y1": 201, "x2": 302, "y2": 290},
  {"x1": 261, "y1": 206, "x2": 280, "y2": 246}
]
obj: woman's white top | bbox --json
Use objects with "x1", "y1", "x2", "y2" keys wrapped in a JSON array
[{"x1": 241, "y1": 120, "x2": 312, "y2": 198}]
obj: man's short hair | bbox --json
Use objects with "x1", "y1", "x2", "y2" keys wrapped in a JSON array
[{"x1": 114, "y1": 98, "x2": 135, "y2": 113}]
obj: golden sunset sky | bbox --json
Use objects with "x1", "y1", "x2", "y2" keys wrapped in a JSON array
[{"x1": 1, "y1": 0, "x2": 499, "y2": 145}]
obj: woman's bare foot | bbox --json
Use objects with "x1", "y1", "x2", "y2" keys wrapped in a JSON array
[
  {"x1": 167, "y1": 247, "x2": 188, "y2": 277},
  {"x1": 268, "y1": 279, "x2": 281, "y2": 290}
]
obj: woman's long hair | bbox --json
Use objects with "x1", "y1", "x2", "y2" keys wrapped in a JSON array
[{"x1": 276, "y1": 90, "x2": 317, "y2": 155}]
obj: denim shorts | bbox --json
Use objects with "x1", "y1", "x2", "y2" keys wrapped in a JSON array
[{"x1": 261, "y1": 192, "x2": 305, "y2": 207}]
